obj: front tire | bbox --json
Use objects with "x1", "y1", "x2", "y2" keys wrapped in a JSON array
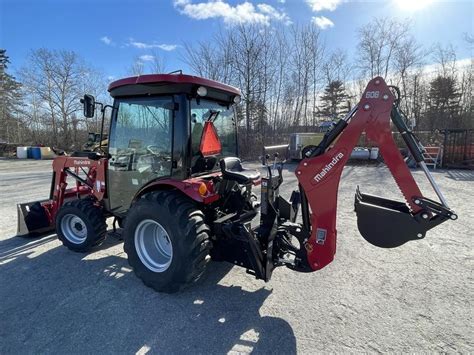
[
  {"x1": 123, "y1": 191, "x2": 211, "y2": 293},
  {"x1": 56, "y1": 199, "x2": 107, "y2": 252}
]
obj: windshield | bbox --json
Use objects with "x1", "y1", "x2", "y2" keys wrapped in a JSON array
[{"x1": 190, "y1": 99, "x2": 237, "y2": 173}]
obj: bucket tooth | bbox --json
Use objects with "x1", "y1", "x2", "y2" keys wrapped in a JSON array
[
  {"x1": 16, "y1": 200, "x2": 54, "y2": 238},
  {"x1": 354, "y1": 187, "x2": 427, "y2": 248}
]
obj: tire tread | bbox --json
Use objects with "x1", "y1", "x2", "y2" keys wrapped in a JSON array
[{"x1": 124, "y1": 190, "x2": 211, "y2": 293}]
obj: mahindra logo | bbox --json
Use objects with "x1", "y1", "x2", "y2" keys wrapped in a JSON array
[
  {"x1": 74, "y1": 160, "x2": 91, "y2": 165},
  {"x1": 313, "y1": 152, "x2": 344, "y2": 182}
]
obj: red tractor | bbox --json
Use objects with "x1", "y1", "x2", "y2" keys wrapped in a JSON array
[{"x1": 17, "y1": 74, "x2": 457, "y2": 293}]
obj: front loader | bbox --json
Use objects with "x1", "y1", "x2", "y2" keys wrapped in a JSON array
[{"x1": 16, "y1": 74, "x2": 457, "y2": 293}]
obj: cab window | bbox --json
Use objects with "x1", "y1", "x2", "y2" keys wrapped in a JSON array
[
  {"x1": 109, "y1": 97, "x2": 173, "y2": 179},
  {"x1": 190, "y1": 99, "x2": 237, "y2": 174}
]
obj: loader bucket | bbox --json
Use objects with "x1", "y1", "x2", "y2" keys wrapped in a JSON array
[
  {"x1": 354, "y1": 188, "x2": 428, "y2": 248},
  {"x1": 16, "y1": 200, "x2": 54, "y2": 238}
]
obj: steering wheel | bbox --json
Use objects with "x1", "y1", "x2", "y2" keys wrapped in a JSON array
[
  {"x1": 146, "y1": 145, "x2": 171, "y2": 162},
  {"x1": 146, "y1": 145, "x2": 161, "y2": 155}
]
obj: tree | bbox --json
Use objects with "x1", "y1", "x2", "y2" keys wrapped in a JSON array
[
  {"x1": 357, "y1": 18, "x2": 411, "y2": 79},
  {"x1": 393, "y1": 36, "x2": 425, "y2": 123},
  {"x1": 128, "y1": 56, "x2": 145, "y2": 76},
  {"x1": 322, "y1": 49, "x2": 351, "y2": 85},
  {"x1": 20, "y1": 48, "x2": 104, "y2": 149},
  {"x1": 432, "y1": 43, "x2": 457, "y2": 78},
  {"x1": 0, "y1": 49, "x2": 24, "y2": 142},
  {"x1": 228, "y1": 24, "x2": 266, "y2": 133},
  {"x1": 425, "y1": 75, "x2": 461, "y2": 130},
  {"x1": 182, "y1": 37, "x2": 232, "y2": 82},
  {"x1": 320, "y1": 80, "x2": 350, "y2": 120},
  {"x1": 148, "y1": 50, "x2": 167, "y2": 73}
]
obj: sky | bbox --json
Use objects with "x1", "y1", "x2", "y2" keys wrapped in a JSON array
[{"x1": 1, "y1": 0, "x2": 473, "y2": 82}]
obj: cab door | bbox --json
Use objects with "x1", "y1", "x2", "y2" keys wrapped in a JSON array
[{"x1": 108, "y1": 96, "x2": 174, "y2": 213}]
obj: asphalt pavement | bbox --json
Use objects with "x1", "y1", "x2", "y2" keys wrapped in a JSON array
[{"x1": 0, "y1": 159, "x2": 472, "y2": 353}]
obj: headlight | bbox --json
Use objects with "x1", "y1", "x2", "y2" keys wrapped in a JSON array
[{"x1": 197, "y1": 86, "x2": 207, "y2": 97}]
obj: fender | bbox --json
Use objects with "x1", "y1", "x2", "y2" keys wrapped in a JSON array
[{"x1": 132, "y1": 175, "x2": 221, "y2": 205}]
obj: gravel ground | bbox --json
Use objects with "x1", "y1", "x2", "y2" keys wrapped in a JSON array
[{"x1": 0, "y1": 159, "x2": 472, "y2": 353}]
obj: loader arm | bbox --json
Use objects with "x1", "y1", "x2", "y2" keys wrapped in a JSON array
[{"x1": 295, "y1": 77, "x2": 457, "y2": 271}]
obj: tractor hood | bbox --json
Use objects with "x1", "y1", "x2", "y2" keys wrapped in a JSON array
[{"x1": 108, "y1": 73, "x2": 241, "y2": 103}]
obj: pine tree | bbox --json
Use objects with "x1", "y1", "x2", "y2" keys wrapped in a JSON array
[
  {"x1": 0, "y1": 49, "x2": 24, "y2": 142},
  {"x1": 319, "y1": 80, "x2": 350, "y2": 121},
  {"x1": 424, "y1": 75, "x2": 461, "y2": 130}
]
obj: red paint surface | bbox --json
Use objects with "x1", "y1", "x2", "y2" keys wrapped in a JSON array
[
  {"x1": 108, "y1": 74, "x2": 240, "y2": 96},
  {"x1": 296, "y1": 77, "x2": 424, "y2": 271}
]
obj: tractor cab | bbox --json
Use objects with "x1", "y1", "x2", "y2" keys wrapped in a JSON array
[{"x1": 104, "y1": 73, "x2": 255, "y2": 213}]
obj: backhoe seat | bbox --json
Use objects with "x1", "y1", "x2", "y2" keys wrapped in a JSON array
[{"x1": 220, "y1": 157, "x2": 260, "y2": 184}]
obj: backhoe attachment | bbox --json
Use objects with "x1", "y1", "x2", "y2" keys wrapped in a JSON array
[{"x1": 295, "y1": 77, "x2": 457, "y2": 270}]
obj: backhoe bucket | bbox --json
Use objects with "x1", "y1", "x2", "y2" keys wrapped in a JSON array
[
  {"x1": 354, "y1": 188, "x2": 428, "y2": 248},
  {"x1": 16, "y1": 200, "x2": 54, "y2": 238}
]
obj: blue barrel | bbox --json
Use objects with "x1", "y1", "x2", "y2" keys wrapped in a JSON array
[
  {"x1": 31, "y1": 147, "x2": 42, "y2": 160},
  {"x1": 27, "y1": 147, "x2": 33, "y2": 159}
]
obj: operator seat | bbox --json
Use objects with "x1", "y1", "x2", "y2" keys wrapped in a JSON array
[{"x1": 220, "y1": 157, "x2": 260, "y2": 185}]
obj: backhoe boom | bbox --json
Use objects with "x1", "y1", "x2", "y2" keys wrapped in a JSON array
[{"x1": 294, "y1": 77, "x2": 456, "y2": 271}]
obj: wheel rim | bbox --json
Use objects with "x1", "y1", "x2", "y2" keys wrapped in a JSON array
[
  {"x1": 134, "y1": 219, "x2": 173, "y2": 273},
  {"x1": 60, "y1": 214, "x2": 88, "y2": 244}
]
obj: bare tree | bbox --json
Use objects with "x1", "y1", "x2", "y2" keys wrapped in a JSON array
[
  {"x1": 393, "y1": 36, "x2": 425, "y2": 119},
  {"x1": 228, "y1": 24, "x2": 266, "y2": 132},
  {"x1": 432, "y1": 43, "x2": 457, "y2": 78},
  {"x1": 148, "y1": 50, "x2": 167, "y2": 73},
  {"x1": 128, "y1": 56, "x2": 145, "y2": 76},
  {"x1": 323, "y1": 49, "x2": 351, "y2": 85},
  {"x1": 178, "y1": 17, "x2": 472, "y2": 157},
  {"x1": 289, "y1": 25, "x2": 320, "y2": 127},
  {"x1": 182, "y1": 30, "x2": 232, "y2": 83},
  {"x1": 357, "y1": 17, "x2": 411, "y2": 79},
  {"x1": 20, "y1": 48, "x2": 105, "y2": 149}
]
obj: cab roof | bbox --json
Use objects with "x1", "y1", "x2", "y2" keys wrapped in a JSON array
[{"x1": 108, "y1": 73, "x2": 240, "y2": 103}]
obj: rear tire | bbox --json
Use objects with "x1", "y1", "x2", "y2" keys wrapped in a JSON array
[
  {"x1": 56, "y1": 199, "x2": 107, "y2": 252},
  {"x1": 123, "y1": 190, "x2": 211, "y2": 293}
]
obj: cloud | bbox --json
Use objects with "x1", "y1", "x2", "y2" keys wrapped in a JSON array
[
  {"x1": 257, "y1": 3, "x2": 291, "y2": 25},
  {"x1": 128, "y1": 39, "x2": 179, "y2": 51},
  {"x1": 100, "y1": 36, "x2": 114, "y2": 46},
  {"x1": 312, "y1": 16, "x2": 334, "y2": 29},
  {"x1": 173, "y1": 0, "x2": 290, "y2": 26},
  {"x1": 306, "y1": 0, "x2": 342, "y2": 12},
  {"x1": 156, "y1": 44, "x2": 178, "y2": 51},
  {"x1": 139, "y1": 55, "x2": 155, "y2": 62}
]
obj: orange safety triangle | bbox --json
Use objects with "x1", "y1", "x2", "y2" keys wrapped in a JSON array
[{"x1": 200, "y1": 121, "x2": 222, "y2": 156}]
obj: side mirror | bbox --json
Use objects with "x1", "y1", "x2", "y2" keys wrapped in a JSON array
[{"x1": 81, "y1": 94, "x2": 95, "y2": 118}]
